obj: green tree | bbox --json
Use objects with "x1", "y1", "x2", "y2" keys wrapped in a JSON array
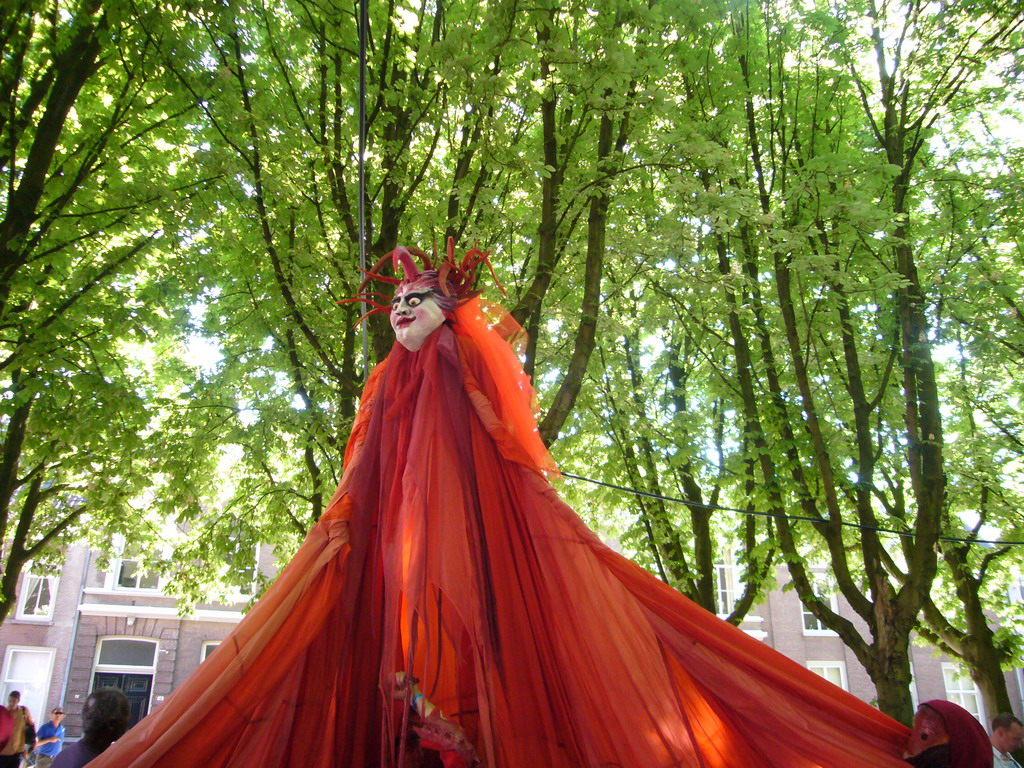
[
  {"x1": 135, "y1": 0, "x2": 538, "y2": 590},
  {"x1": 914, "y1": 115, "x2": 1024, "y2": 717},
  {"x1": 147, "y1": 0, "x2": 683, "y2": 590},
  {"x1": 600, "y1": 0, "x2": 1024, "y2": 724},
  {"x1": 5, "y1": 4, "x2": 1023, "y2": 713},
  {"x1": 0, "y1": 0, "x2": 209, "y2": 621},
  {"x1": 545, "y1": 0, "x2": 781, "y2": 619}
]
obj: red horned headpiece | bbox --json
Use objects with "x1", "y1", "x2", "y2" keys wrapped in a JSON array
[{"x1": 342, "y1": 237, "x2": 505, "y2": 324}]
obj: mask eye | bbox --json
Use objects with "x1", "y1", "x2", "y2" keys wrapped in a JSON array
[{"x1": 407, "y1": 296, "x2": 422, "y2": 307}]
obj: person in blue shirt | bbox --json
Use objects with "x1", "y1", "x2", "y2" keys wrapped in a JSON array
[{"x1": 33, "y1": 707, "x2": 65, "y2": 768}]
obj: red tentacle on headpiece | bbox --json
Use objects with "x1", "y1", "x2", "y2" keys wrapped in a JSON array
[
  {"x1": 337, "y1": 294, "x2": 392, "y2": 325},
  {"x1": 356, "y1": 254, "x2": 402, "y2": 291},
  {"x1": 341, "y1": 239, "x2": 506, "y2": 324},
  {"x1": 432, "y1": 236, "x2": 507, "y2": 299},
  {"x1": 392, "y1": 247, "x2": 422, "y2": 282}
]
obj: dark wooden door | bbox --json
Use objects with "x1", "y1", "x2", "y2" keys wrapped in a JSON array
[{"x1": 92, "y1": 672, "x2": 152, "y2": 727}]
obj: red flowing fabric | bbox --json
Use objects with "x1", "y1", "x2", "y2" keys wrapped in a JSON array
[{"x1": 92, "y1": 299, "x2": 910, "y2": 768}]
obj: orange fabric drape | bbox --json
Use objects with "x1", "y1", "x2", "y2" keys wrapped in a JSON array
[{"x1": 91, "y1": 303, "x2": 910, "y2": 768}]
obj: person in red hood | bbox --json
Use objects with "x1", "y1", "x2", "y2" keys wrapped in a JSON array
[
  {"x1": 905, "y1": 699, "x2": 993, "y2": 768},
  {"x1": 0, "y1": 704, "x2": 13, "y2": 753}
]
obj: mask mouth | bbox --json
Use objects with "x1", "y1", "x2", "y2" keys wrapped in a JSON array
[{"x1": 394, "y1": 316, "x2": 415, "y2": 328}]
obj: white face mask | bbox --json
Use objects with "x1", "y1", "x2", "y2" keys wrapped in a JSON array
[{"x1": 390, "y1": 287, "x2": 446, "y2": 351}]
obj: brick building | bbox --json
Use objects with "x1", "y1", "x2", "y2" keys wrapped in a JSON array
[
  {"x1": 2, "y1": 544, "x2": 1021, "y2": 741},
  {"x1": 718, "y1": 553, "x2": 1024, "y2": 719},
  {"x1": 1, "y1": 544, "x2": 269, "y2": 738}
]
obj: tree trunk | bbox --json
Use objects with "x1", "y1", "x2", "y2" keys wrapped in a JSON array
[
  {"x1": 511, "y1": 3, "x2": 562, "y2": 369},
  {"x1": 0, "y1": 1, "x2": 105, "y2": 308},
  {"x1": 921, "y1": 539, "x2": 1017, "y2": 722},
  {"x1": 968, "y1": 642, "x2": 1015, "y2": 721},
  {"x1": 537, "y1": 107, "x2": 618, "y2": 444},
  {"x1": 867, "y1": 645, "x2": 916, "y2": 726}
]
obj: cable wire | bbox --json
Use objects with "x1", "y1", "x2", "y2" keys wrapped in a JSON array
[{"x1": 560, "y1": 472, "x2": 1024, "y2": 548}]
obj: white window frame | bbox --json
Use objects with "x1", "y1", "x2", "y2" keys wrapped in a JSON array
[
  {"x1": 715, "y1": 549, "x2": 743, "y2": 617},
  {"x1": 942, "y1": 662, "x2": 985, "y2": 722},
  {"x1": 2, "y1": 645, "x2": 57, "y2": 719},
  {"x1": 110, "y1": 556, "x2": 161, "y2": 591},
  {"x1": 200, "y1": 641, "x2": 221, "y2": 663},
  {"x1": 101, "y1": 536, "x2": 163, "y2": 593},
  {"x1": 15, "y1": 567, "x2": 59, "y2": 622},
  {"x1": 808, "y1": 661, "x2": 849, "y2": 691},
  {"x1": 1009, "y1": 576, "x2": 1024, "y2": 604},
  {"x1": 910, "y1": 662, "x2": 920, "y2": 711},
  {"x1": 801, "y1": 581, "x2": 840, "y2": 636},
  {"x1": 93, "y1": 637, "x2": 160, "y2": 676}
]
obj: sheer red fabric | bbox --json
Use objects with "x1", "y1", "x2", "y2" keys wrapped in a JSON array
[{"x1": 91, "y1": 300, "x2": 910, "y2": 768}]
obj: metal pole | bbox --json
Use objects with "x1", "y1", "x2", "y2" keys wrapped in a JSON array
[{"x1": 358, "y1": 0, "x2": 369, "y2": 376}]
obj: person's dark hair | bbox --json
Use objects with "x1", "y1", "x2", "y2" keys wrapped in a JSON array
[
  {"x1": 82, "y1": 687, "x2": 130, "y2": 745},
  {"x1": 992, "y1": 713, "x2": 1024, "y2": 731},
  {"x1": 8, "y1": 691, "x2": 20, "y2": 700}
]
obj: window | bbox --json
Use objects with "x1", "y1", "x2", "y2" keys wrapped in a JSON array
[
  {"x1": 910, "y1": 662, "x2": 920, "y2": 711},
  {"x1": 97, "y1": 639, "x2": 158, "y2": 669},
  {"x1": 201, "y1": 642, "x2": 221, "y2": 663},
  {"x1": 224, "y1": 540, "x2": 259, "y2": 594},
  {"x1": 808, "y1": 661, "x2": 848, "y2": 691},
  {"x1": 101, "y1": 537, "x2": 163, "y2": 592},
  {"x1": 220, "y1": 519, "x2": 261, "y2": 596},
  {"x1": 16, "y1": 570, "x2": 59, "y2": 621},
  {"x1": 942, "y1": 663, "x2": 984, "y2": 721},
  {"x1": 715, "y1": 550, "x2": 742, "y2": 617},
  {"x1": 115, "y1": 557, "x2": 160, "y2": 590},
  {"x1": 2, "y1": 646, "x2": 56, "y2": 718},
  {"x1": 107, "y1": 542, "x2": 160, "y2": 591},
  {"x1": 1010, "y1": 576, "x2": 1024, "y2": 604},
  {"x1": 801, "y1": 577, "x2": 839, "y2": 636}
]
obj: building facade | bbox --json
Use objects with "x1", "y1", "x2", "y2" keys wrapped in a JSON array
[
  {"x1": 718, "y1": 554, "x2": 1024, "y2": 721},
  {"x1": 2, "y1": 544, "x2": 1021, "y2": 741},
  {"x1": 0, "y1": 544, "x2": 266, "y2": 739}
]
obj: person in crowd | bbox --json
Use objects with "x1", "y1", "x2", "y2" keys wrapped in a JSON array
[
  {"x1": 0, "y1": 704, "x2": 12, "y2": 754},
  {"x1": 33, "y1": 707, "x2": 67, "y2": 768},
  {"x1": 51, "y1": 689, "x2": 129, "y2": 768},
  {"x1": 990, "y1": 713, "x2": 1024, "y2": 768},
  {"x1": 905, "y1": 699, "x2": 993, "y2": 768},
  {"x1": 0, "y1": 692, "x2": 33, "y2": 768}
]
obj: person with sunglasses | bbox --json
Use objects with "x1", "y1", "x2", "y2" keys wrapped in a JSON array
[{"x1": 32, "y1": 708, "x2": 65, "y2": 768}]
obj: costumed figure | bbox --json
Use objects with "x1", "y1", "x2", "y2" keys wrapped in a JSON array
[
  {"x1": 91, "y1": 240, "x2": 913, "y2": 768},
  {"x1": 904, "y1": 700, "x2": 993, "y2": 768}
]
